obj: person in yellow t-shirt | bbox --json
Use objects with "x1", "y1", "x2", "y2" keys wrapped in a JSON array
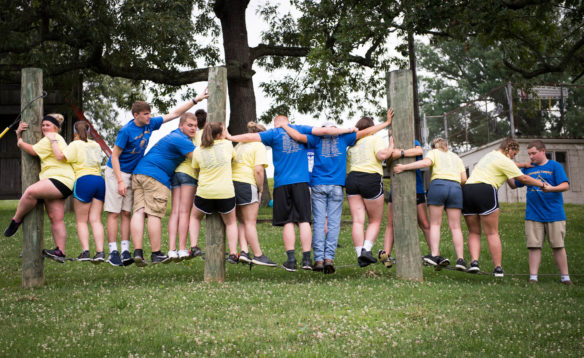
[
  {"x1": 167, "y1": 113, "x2": 200, "y2": 262},
  {"x1": 231, "y1": 122, "x2": 277, "y2": 267},
  {"x1": 462, "y1": 138, "x2": 547, "y2": 277},
  {"x1": 191, "y1": 122, "x2": 239, "y2": 262},
  {"x1": 4, "y1": 114, "x2": 75, "y2": 263},
  {"x1": 394, "y1": 137, "x2": 468, "y2": 270},
  {"x1": 60, "y1": 121, "x2": 106, "y2": 263},
  {"x1": 346, "y1": 116, "x2": 394, "y2": 268}
]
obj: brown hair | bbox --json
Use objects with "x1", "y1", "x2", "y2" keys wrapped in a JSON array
[
  {"x1": 180, "y1": 112, "x2": 197, "y2": 125},
  {"x1": 247, "y1": 121, "x2": 266, "y2": 133},
  {"x1": 201, "y1": 122, "x2": 223, "y2": 147},
  {"x1": 355, "y1": 116, "x2": 374, "y2": 131},
  {"x1": 45, "y1": 113, "x2": 65, "y2": 132},
  {"x1": 499, "y1": 138, "x2": 519, "y2": 154},
  {"x1": 195, "y1": 109, "x2": 207, "y2": 130},
  {"x1": 431, "y1": 137, "x2": 448, "y2": 151},
  {"x1": 131, "y1": 100, "x2": 151, "y2": 116},
  {"x1": 74, "y1": 121, "x2": 90, "y2": 142},
  {"x1": 527, "y1": 139, "x2": 545, "y2": 151}
]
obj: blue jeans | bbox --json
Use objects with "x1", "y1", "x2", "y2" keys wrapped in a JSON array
[{"x1": 311, "y1": 185, "x2": 344, "y2": 261}]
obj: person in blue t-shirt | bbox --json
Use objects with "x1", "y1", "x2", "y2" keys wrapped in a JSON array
[
  {"x1": 130, "y1": 114, "x2": 198, "y2": 266},
  {"x1": 227, "y1": 115, "x2": 354, "y2": 272},
  {"x1": 508, "y1": 140, "x2": 572, "y2": 285},
  {"x1": 279, "y1": 110, "x2": 393, "y2": 274},
  {"x1": 380, "y1": 139, "x2": 431, "y2": 268},
  {"x1": 103, "y1": 89, "x2": 209, "y2": 267}
]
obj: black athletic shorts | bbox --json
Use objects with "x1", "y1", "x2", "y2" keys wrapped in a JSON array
[
  {"x1": 387, "y1": 192, "x2": 426, "y2": 205},
  {"x1": 272, "y1": 182, "x2": 311, "y2": 226},
  {"x1": 49, "y1": 178, "x2": 73, "y2": 198},
  {"x1": 234, "y1": 181, "x2": 258, "y2": 205},
  {"x1": 462, "y1": 183, "x2": 499, "y2": 216},
  {"x1": 345, "y1": 171, "x2": 383, "y2": 200},
  {"x1": 194, "y1": 195, "x2": 236, "y2": 215}
]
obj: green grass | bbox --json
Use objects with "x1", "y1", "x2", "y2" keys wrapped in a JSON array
[{"x1": 1, "y1": 200, "x2": 583, "y2": 357}]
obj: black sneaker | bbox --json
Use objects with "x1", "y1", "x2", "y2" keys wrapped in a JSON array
[
  {"x1": 121, "y1": 250, "x2": 134, "y2": 266},
  {"x1": 282, "y1": 259, "x2": 297, "y2": 272},
  {"x1": 251, "y1": 254, "x2": 277, "y2": 267},
  {"x1": 4, "y1": 219, "x2": 21, "y2": 237},
  {"x1": 77, "y1": 250, "x2": 91, "y2": 262},
  {"x1": 92, "y1": 251, "x2": 105, "y2": 265},
  {"x1": 455, "y1": 258, "x2": 467, "y2": 271},
  {"x1": 107, "y1": 250, "x2": 123, "y2": 267},
  {"x1": 189, "y1": 246, "x2": 203, "y2": 259},
  {"x1": 467, "y1": 260, "x2": 480, "y2": 273},
  {"x1": 239, "y1": 251, "x2": 251, "y2": 264},
  {"x1": 378, "y1": 249, "x2": 393, "y2": 269},
  {"x1": 301, "y1": 257, "x2": 313, "y2": 270},
  {"x1": 151, "y1": 252, "x2": 170, "y2": 265},
  {"x1": 436, "y1": 256, "x2": 450, "y2": 267},
  {"x1": 226, "y1": 254, "x2": 239, "y2": 264},
  {"x1": 42, "y1": 247, "x2": 66, "y2": 263},
  {"x1": 493, "y1": 266, "x2": 504, "y2": 277},
  {"x1": 423, "y1": 255, "x2": 439, "y2": 266},
  {"x1": 358, "y1": 249, "x2": 377, "y2": 267},
  {"x1": 313, "y1": 260, "x2": 324, "y2": 272},
  {"x1": 133, "y1": 249, "x2": 147, "y2": 267},
  {"x1": 323, "y1": 259, "x2": 336, "y2": 274}
]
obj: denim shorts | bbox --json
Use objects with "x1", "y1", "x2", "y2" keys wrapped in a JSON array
[
  {"x1": 170, "y1": 172, "x2": 198, "y2": 189},
  {"x1": 426, "y1": 179, "x2": 463, "y2": 209}
]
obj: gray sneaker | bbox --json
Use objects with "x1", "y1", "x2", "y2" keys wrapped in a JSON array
[
  {"x1": 467, "y1": 260, "x2": 480, "y2": 273},
  {"x1": 493, "y1": 266, "x2": 504, "y2": 277},
  {"x1": 91, "y1": 251, "x2": 105, "y2": 265},
  {"x1": 151, "y1": 252, "x2": 171, "y2": 265},
  {"x1": 251, "y1": 254, "x2": 277, "y2": 267}
]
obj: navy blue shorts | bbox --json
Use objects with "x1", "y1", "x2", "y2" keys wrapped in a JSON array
[
  {"x1": 171, "y1": 172, "x2": 198, "y2": 189},
  {"x1": 426, "y1": 179, "x2": 463, "y2": 209},
  {"x1": 73, "y1": 175, "x2": 105, "y2": 203}
]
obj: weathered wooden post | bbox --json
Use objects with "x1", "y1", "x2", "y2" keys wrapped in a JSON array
[
  {"x1": 204, "y1": 66, "x2": 228, "y2": 283},
  {"x1": 387, "y1": 70, "x2": 423, "y2": 282},
  {"x1": 21, "y1": 68, "x2": 45, "y2": 288}
]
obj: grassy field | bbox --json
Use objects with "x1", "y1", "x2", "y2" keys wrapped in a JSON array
[{"x1": 0, "y1": 198, "x2": 583, "y2": 357}]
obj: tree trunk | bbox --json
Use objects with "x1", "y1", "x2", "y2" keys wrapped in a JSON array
[{"x1": 214, "y1": 0, "x2": 257, "y2": 136}]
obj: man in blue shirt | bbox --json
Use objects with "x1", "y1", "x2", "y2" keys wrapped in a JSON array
[
  {"x1": 279, "y1": 110, "x2": 393, "y2": 273},
  {"x1": 508, "y1": 140, "x2": 572, "y2": 285},
  {"x1": 104, "y1": 90, "x2": 208, "y2": 266},
  {"x1": 228, "y1": 115, "x2": 354, "y2": 271},
  {"x1": 130, "y1": 113, "x2": 198, "y2": 266}
]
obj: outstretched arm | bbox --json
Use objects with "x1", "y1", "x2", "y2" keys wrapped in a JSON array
[
  {"x1": 279, "y1": 124, "x2": 308, "y2": 143},
  {"x1": 227, "y1": 132, "x2": 261, "y2": 143},
  {"x1": 375, "y1": 136, "x2": 395, "y2": 161},
  {"x1": 162, "y1": 87, "x2": 209, "y2": 123},
  {"x1": 311, "y1": 126, "x2": 356, "y2": 136},
  {"x1": 393, "y1": 158, "x2": 433, "y2": 174},
  {"x1": 356, "y1": 108, "x2": 393, "y2": 140},
  {"x1": 391, "y1": 143, "x2": 423, "y2": 160}
]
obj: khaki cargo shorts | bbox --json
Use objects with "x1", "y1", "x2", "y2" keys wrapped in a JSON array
[
  {"x1": 525, "y1": 220, "x2": 566, "y2": 249},
  {"x1": 132, "y1": 174, "x2": 170, "y2": 218}
]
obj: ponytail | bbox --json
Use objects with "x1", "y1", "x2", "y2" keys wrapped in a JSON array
[
  {"x1": 74, "y1": 121, "x2": 90, "y2": 142},
  {"x1": 201, "y1": 122, "x2": 223, "y2": 147}
]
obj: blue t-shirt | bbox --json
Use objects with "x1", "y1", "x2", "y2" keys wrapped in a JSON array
[
  {"x1": 414, "y1": 139, "x2": 424, "y2": 194},
  {"x1": 307, "y1": 132, "x2": 357, "y2": 186},
  {"x1": 107, "y1": 116, "x2": 164, "y2": 173},
  {"x1": 133, "y1": 128, "x2": 195, "y2": 188},
  {"x1": 259, "y1": 125, "x2": 313, "y2": 188},
  {"x1": 515, "y1": 160, "x2": 569, "y2": 222}
]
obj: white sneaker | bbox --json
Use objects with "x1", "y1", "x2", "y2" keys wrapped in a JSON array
[
  {"x1": 168, "y1": 250, "x2": 179, "y2": 262},
  {"x1": 178, "y1": 250, "x2": 189, "y2": 261}
]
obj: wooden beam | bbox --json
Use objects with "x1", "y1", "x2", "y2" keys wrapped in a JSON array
[
  {"x1": 203, "y1": 67, "x2": 228, "y2": 283},
  {"x1": 21, "y1": 68, "x2": 45, "y2": 288},
  {"x1": 387, "y1": 70, "x2": 423, "y2": 282}
]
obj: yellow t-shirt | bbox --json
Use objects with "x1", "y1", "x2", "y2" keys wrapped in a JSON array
[
  {"x1": 425, "y1": 149, "x2": 465, "y2": 183},
  {"x1": 63, "y1": 139, "x2": 103, "y2": 179},
  {"x1": 174, "y1": 137, "x2": 197, "y2": 178},
  {"x1": 467, "y1": 150, "x2": 523, "y2": 189},
  {"x1": 232, "y1": 142, "x2": 268, "y2": 185},
  {"x1": 32, "y1": 134, "x2": 75, "y2": 189},
  {"x1": 192, "y1": 139, "x2": 235, "y2": 199},
  {"x1": 347, "y1": 135, "x2": 386, "y2": 175}
]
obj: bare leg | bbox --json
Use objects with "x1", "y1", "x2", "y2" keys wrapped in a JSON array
[
  {"x1": 240, "y1": 203, "x2": 261, "y2": 256},
  {"x1": 130, "y1": 208, "x2": 145, "y2": 250},
  {"x1": 220, "y1": 210, "x2": 238, "y2": 255},
  {"x1": 465, "y1": 214, "x2": 482, "y2": 262},
  {"x1": 45, "y1": 198, "x2": 67, "y2": 254},
  {"x1": 528, "y1": 248, "x2": 542, "y2": 275},
  {"x1": 168, "y1": 187, "x2": 181, "y2": 251},
  {"x1": 298, "y1": 222, "x2": 312, "y2": 252},
  {"x1": 178, "y1": 186, "x2": 196, "y2": 251},
  {"x1": 88, "y1": 199, "x2": 105, "y2": 252},
  {"x1": 363, "y1": 196, "x2": 384, "y2": 244},
  {"x1": 189, "y1": 205, "x2": 204, "y2": 248},
  {"x1": 417, "y1": 203, "x2": 431, "y2": 249},
  {"x1": 147, "y1": 215, "x2": 162, "y2": 252},
  {"x1": 348, "y1": 195, "x2": 365, "y2": 247},
  {"x1": 14, "y1": 180, "x2": 63, "y2": 221},
  {"x1": 107, "y1": 212, "x2": 119, "y2": 244},
  {"x1": 120, "y1": 210, "x2": 131, "y2": 243},
  {"x1": 383, "y1": 202, "x2": 394, "y2": 254},
  {"x1": 428, "y1": 205, "x2": 444, "y2": 256},
  {"x1": 236, "y1": 208, "x2": 249, "y2": 253},
  {"x1": 446, "y1": 208, "x2": 464, "y2": 259},
  {"x1": 552, "y1": 247, "x2": 570, "y2": 276},
  {"x1": 73, "y1": 199, "x2": 91, "y2": 251},
  {"x1": 283, "y1": 222, "x2": 296, "y2": 251},
  {"x1": 481, "y1": 210, "x2": 502, "y2": 267}
]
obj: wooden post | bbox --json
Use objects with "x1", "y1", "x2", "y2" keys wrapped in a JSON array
[
  {"x1": 204, "y1": 67, "x2": 228, "y2": 283},
  {"x1": 21, "y1": 68, "x2": 45, "y2": 288},
  {"x1": 387, "y1": 70, "x2": 423, "y2": 282}
]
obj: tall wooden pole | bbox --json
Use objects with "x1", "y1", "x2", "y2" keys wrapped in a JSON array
[
  {"x1": 21, "y1": 68, "x2": 45, "y2": 288},
  {"x1": 204, "y1": 67, "x2": 228, "y2": 283},
  {"x1": 387, "y1": 70, "x2": 423, "y2": 282}
]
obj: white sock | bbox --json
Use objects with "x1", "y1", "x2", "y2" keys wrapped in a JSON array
[
  {"x1": 355, "y1": 246, "x2": 363, "y2": 257},
  {"x1": 530, "y1": 274, "x2": 538, "y2": 281},
  {"x1": 561, "y1": 275, "x2": 571, "y2": 282},
  {"x1": 121, "y1": 240, "x2": 130, "y2": 253},
  {"x1": 363, "y1": 240, "x2": 374, "y2": 252},
  {"x1": 109, "y1": 242, "x2": 118, "y2": 253}
]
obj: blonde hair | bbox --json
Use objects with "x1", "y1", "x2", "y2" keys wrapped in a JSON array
[
  {"x1": 45, "y1": 113, "x2": 65, "y2": 132},
  {"x1": 247, "y1": 121, "x2": 266, "y2": 133},
  {"x1": 431, "y1": 137, "x2": 448, "y2": 151},
  {"x1": 499, "y1": 138, "x2": 519, "y2": 154}
]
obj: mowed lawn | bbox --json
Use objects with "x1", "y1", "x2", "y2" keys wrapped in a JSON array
[{"x1": 0, "y1": 199, "x2": 583, "y2": 357}]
